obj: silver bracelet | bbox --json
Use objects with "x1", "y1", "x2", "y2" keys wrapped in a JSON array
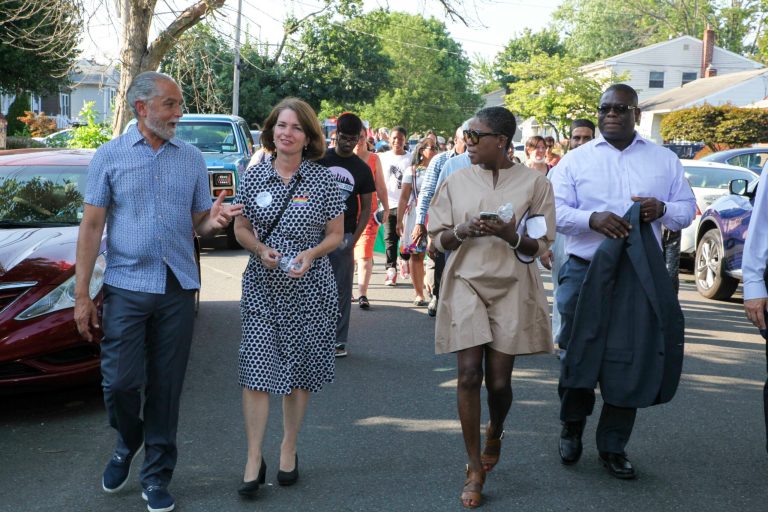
[
  {"x1": 453, "y1": 224, "x2": 466, "y2": 243},
  {"x1": 509, "y1": 233, "x2": 522, "y2": 250}
]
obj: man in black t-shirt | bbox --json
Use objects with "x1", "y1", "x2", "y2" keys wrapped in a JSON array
[{"x1": 319, "y1": 112, "x2": 375, "y2": 357}]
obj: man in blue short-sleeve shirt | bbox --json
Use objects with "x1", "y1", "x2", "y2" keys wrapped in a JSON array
[{"x1": 74, "y1": 71, "x2": 242, "y2": 512}]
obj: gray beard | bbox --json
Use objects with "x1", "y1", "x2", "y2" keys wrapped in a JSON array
[{"x1": 145, "y1": 116, "x2": 176, "y2": 141}]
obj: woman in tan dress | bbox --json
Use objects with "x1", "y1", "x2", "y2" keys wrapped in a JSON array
[{"x1": 428, "y1": 107, "x2": 555, "y2": 508}]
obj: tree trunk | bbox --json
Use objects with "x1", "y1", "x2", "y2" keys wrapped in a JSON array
[{"x1": 111, "y1": 0, "x2": 226, "y2": 137}]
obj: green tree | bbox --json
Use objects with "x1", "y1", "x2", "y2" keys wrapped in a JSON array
[
  {"x1": 0, "y1": 0, "x2": 81, "y2": 95},
  {"x1": 554, "y1": 0, "x2": 759, "y2": 62},
  {"x1": 7, "y1": 93, "x2": 31, "y2": 136},
  {"x1": 660, "y1": 104, "x2": 768, "y2": 151},
  {"x1": 68, "y1": 102, "x2": 111, "y2": 149},
  {"x1": 354, "y1": 10, "x2": 482, "y2": 134},
  {"x1": 494, "y1": 28, "x2": 565, "y2": 85},
  {"x1": 161, "y1": 24, "x2": 230, "y2": 114},
  {"x1": 503, "y1": 54, "x2": 613, "y2": 140}
]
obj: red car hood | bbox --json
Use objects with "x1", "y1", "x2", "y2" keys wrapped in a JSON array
[{"x1": 0, "y1": 227, "x2": 81, "y2": 285}]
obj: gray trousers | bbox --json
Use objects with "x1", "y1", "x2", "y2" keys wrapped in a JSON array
[
  {"x1": 556, "y1": 256, "x2": 636, "y2": 454},
  {"x1": 101, "y1": 268, "x2": 196, "y2": 489},
  {"x1": 328, "y1": 233, "x2": 354, "y2": 346}
]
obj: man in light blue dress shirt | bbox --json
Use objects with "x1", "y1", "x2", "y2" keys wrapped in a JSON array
[
  {"x1": 74, "y1": 71, "x2": 242, "y2": 512},
  {"x1": 550, "y1": 84, "x2": 696, "y2": 479},
  {"x1": 742, "y1": 172, "x2": 768, "y2": 452}
]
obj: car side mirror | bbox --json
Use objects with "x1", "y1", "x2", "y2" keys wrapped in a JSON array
[{"x1": 729, "y1": 179, "x2": 749, "y2": 196}]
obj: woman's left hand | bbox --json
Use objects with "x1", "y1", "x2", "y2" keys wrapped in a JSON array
[
  {"x1": 478, "y1": 213, "x2": 517, "y2": 243},
  {"x1": 288, "y1": 249, "x2": 315, "y2": 278}
]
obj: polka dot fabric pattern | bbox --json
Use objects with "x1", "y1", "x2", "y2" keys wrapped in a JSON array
[{"x1": 235, "y1": 158, "x2": 345, "y2": 394}]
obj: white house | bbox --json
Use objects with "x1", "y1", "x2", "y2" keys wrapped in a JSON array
[
  {"x1": 581, "y1": 31, "x2": 763, "y2": 102},
  {"x1": 0, "y1": 58, "x2": 119, "y2": 130},
  {"x1": 638, "y1": 67, "x2": 768, "y2": 143}
]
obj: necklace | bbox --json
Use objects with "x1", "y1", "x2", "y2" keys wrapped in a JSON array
[{"x1": 274, "y1": 160, "x2": 299, "y2": 182}]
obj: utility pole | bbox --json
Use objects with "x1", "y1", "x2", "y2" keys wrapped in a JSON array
[{"x1": 232, "y1": 0, "x2": 242, "y2": 116}]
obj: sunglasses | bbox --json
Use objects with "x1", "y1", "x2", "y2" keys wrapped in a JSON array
[
  {"x1": 463, "y1": 129, "x2": 501, "y2": 144},
  {"x1": 336, "y1": 133, "x2": 360, "y2": 143},
  {"x1": 597, "y1": 104, "x2": 639, "y2": 115},
  {"x1": 422, "y1": 145, "x2": 438, "y2": 151}
]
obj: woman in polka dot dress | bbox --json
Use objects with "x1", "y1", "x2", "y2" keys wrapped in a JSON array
[{"x1": 232, "y1": 98, "x2": 344, "y2": 497}]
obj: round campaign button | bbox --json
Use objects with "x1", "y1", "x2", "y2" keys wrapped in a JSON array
[{"x1": 256, "y1": 191, "x2": 272, "y2": 208}]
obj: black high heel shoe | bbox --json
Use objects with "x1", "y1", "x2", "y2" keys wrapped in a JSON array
[
  {"x1": 238, "y1": 457, "x2": 266, "y2": 498},
  {"x1": 277, "y1": 454, "x2": 299, "y2": 486}
]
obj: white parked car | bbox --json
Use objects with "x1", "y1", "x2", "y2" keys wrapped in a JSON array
[{"x1": 679, "y1": 159, "x2": 758, "y2": 261}]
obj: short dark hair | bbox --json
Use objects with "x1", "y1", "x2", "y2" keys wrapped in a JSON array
[
  {"x1": 603, "y1": 84, "x2": 639, "y2": 105},
  {"x1": 261, "y1": 97, "x2": 326, "y2": 160},
  {"x1": 475, "y1": 107, "x2": 517, "y2": 151},
  {"x1": 391, "y1": 126, "x2": 407, "y2": 137},
  {"x1": 336, "y1": 112, "x2": 363, "y2": 136},
  {"x1": 570, "y1": 118, "x2": 595, "y2": 133}
]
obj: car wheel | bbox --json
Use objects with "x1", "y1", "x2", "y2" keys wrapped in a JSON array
[
  {"x1": 225, "y1": 223, "x2": 241, "y2": 250},
  {"x1": 694, "y1": 229, "x2": 739, "y2": 300}
]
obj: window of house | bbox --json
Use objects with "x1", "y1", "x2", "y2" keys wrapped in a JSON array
[
  {"x1": 60, "y1": 93, "x2": 71, "y2": 118},
  {"x1": 682, "y1": 72, "x2": 697, "y2": 85},
  {"x1": 649, "y1": 71, "x2": 665, "y2": 88}
]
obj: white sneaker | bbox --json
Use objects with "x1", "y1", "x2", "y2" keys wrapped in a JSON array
[{"x1": 384, "y1": 268, "x2": 397, "y2": 286}]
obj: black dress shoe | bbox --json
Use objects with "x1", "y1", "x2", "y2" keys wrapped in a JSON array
[
  {"x1": 277, "y1": 454, "x2": 299, "y2": 486},
  {"x1": 238, "y1": 457, "x2": 266, "y2": 498},
  {"x1": 558, "y1": 421, "x2": 584, "y2": 465},
  {"x1": 599, "y1": 452, "x2": 636, "y2": 480}
]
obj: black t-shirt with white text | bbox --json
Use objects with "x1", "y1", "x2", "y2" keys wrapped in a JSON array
[{"x1": 318, "y1": 149, "x2": 376, "y2": 233}]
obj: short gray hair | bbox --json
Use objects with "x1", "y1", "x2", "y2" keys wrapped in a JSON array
[{"x1": 126, "y1": 71, "x2": 178, "y2": 117}]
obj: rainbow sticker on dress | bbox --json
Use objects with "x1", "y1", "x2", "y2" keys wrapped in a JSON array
[{"x1": 292, "y1": 196, "x2": 310, "y2": 206}]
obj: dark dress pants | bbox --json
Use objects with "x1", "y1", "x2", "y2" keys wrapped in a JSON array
[
  {"x1": 425, "y1": 250, "x2": 445, "y2": 298},
  {"x1": 329, "y1": 232, "x2": 354, "y2": 346},
  {"x1": 383, "y1": 208, "x2": 400, "y2": 269},
  {"x1": 556, "y1": 256, "x2": 637, "y2": 454},
  {"x1": 101, "y1": 268, "x2": 196, "y2": 489}
]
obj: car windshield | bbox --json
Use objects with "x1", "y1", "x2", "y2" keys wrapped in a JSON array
[
  {"x1": 684, "y1": 166, "x2": 756, "y2": 189},
  {"x1": 175, "y1": 122, "x2": 239, "y2": 153},
  {"x1": 0, "y1": 165, "x2": 86, "y2": 226}
]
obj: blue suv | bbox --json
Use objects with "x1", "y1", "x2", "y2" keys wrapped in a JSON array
[{"x1": 125, "y1": 114, "x2": 255, "y2": 248}]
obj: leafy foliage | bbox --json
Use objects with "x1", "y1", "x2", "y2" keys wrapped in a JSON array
[
  {"x1": 503, "y1": 54, "x2": 613, "y2": 140},
  {"x1": 0, "y1": 0, "x2": 81, "y2": 94},
  {"x1": 354, "y1": 10, "x2": 482, "y2": 134},
  {"x1": 7, "y1": 93, "x2": 31, "y2": 136},
  {"x1": 493, "y1": 28, "x2": 565, "y2": 86},
  {"x1": 68, "y1": 102, "x2": 111, "y2": 149},
  {"x1": 553, "y1": 0, "x2": 760, "y2": 63},
  {"x1": 17, "y1": 111, "x2": 58, "y2": 137},
  {"x1": 660, "y1": 104, "x2": 768, "y2": 151},
  {"x1": 0, "y1": 176, "x2": 83, "y2": 223}
]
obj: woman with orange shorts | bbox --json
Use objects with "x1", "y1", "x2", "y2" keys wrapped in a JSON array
[{"x1": 353, "y1": 127, "x2": 389, "y2": 309}]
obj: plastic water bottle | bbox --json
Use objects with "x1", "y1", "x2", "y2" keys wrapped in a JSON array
[
  {"x1": 497, "y1": 203, "x2": 515, "y2": 223},
  {"x1": 278, "y1": 255, "x2": 301, "y2": 273}
]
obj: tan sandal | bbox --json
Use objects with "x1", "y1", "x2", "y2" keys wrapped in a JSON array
[
  {"x1": 481, "y1": 427, "x2": 505, "y2": 472},
  {"x1": 460, "y1": 465, "x2": 486, "y2": 509}
]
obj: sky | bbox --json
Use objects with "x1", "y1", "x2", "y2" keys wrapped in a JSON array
[{"x1": 80, "y1": 0, "x2": 562, "y2": 65}]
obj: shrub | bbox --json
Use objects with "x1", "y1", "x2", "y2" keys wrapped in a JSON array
[
  {"x1": 17, "y1": 111, "x2": 58, "y2": 138},
  {"x1": 7, "y1": 94, "x2": 32, "y2": 136},
  {"x1": 68, "y1": 102, "x2": 111, "y2": 149},
  {"x1": 5, "y1": 136, "x2": 46, "y2": 149}
]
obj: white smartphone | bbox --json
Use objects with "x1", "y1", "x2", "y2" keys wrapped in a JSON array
[{"x1": 479, "y1": 211, "x2": 501, "y2": 222}]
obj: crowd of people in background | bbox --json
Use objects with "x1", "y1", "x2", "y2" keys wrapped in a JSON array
[{"x1": 78, "y1": 71, "x2": 768, "y2": 512}]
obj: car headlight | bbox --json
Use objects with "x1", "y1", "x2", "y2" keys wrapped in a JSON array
[{"x1": 16, "y1": 254, "x2": 107, "y2": 320}]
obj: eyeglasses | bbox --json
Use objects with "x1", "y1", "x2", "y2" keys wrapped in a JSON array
[
  {"x1": 463, "y1": 129, "x2": 501, "y2": 144},
  {"x1": 597, "y1": 104, "x2": 639, "y2": 115}
]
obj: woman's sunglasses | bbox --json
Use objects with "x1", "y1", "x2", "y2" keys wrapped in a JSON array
[{"x1": 463, "y1": 129, "x2": 500, "y2": 145}]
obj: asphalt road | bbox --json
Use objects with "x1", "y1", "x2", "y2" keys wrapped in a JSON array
[{"x1": 2, "y1": 239, "x2": 767, "y2": 512}]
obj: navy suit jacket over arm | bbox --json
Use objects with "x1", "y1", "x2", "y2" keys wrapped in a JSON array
[{"x1": 561, "y1": 202, "x2": 685, "y2": 408}]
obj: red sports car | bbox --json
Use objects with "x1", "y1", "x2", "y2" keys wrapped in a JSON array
[{"x1": 0, "y1": 149, "x2": 105, "y2": 390}]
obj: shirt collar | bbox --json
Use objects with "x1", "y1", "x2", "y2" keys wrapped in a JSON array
[
  {"x1": 593, "y1": 132, "x2": 647, "y2": 150},
  {"x1": 126, "y1": 124, "x2": 181, "y2": 149}
]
